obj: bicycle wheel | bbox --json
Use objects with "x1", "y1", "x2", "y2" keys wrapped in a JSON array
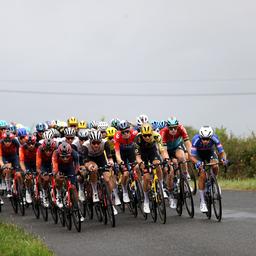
[
  {"x1": 102, "y1": 182, "x2": 115, "y2": 227},
  {"x1": 65, "y1": 207, "x2": 72, "y2": 230},
  {"x1": 31, "y1": 191, "x2": 40, "y2": 219},
  {"x1": 94, "y1": 203, "x2": 103, "y2": 222},
  {"x1": 17, "y1": 182, "x2": 25, "y2": 216},
  {"x1": 50, "y1": 204, "x2": 58, "y2": 224},
  {"x1": 58, "y1": 208, "x2": 65, "y2": 227},
  {"x1": 211, "y1": 176, "x2": 222, "y2": 222},
  {"x1": 183, "y1": 178, "x2": 194, "y2": 218},
  {"x1": 117, "y1": 184, "x2": 125, "y2": 212},
  {"x1": 10, "y1": 183, "x2": 18, "y2": 214},
  {"x1": 40, "y1": 202, "x2": 48, "y2": 222},
  {"x1": 188, "y1": 162, "x2": 197, "y2": 195},
  {"x1": 149, "y1": 190, "x2": 157, "y2": 223},
  {"x1": 176, "y1": 179, "x2": 183, "y2": 216},
  {"x1": 205, "y1": 191, "x2": 212, "y2": 219},
  {"x1": 71, "y1": 189, "x2": 81, "y2": 232},
  {"x1": 127, "y1": 179, "x2": 138, "y2": 218},
  {"x1": 135, "y1": 180, "x2": 146, "y2": 218},
  {"x1": 155, "y1": 180, "x2": 166, "y2": 224}
]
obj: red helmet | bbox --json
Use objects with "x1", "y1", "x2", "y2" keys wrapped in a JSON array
[
  {"x1": 58, "y1": 142, "x2": 72, "y2": 156},
  {"x1": 25, "y1": 134, "x2": 37, "y2": 144},
  {"x1": 2, "y1": 131, "x2": 15, "y2": 141},
  {"x1": 42, "y1": 138, "x2": 56, "y2": 150}
]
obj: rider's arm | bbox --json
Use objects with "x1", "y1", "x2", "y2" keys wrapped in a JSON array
[
  {"x1": 19, "y1": 146, "x2": 26, "y2": 172},
  {"x1": 104, "y1": 142, "x2": 114, "y2": 165},
  {"x1": 52, "y1": 150, "x2": 59, "y2": 175},
  {"x1": 0, "y1": 144, "x2": 4, "y2": 167},
  {"x1": 114, "y1": 133, "x2": 122, "y2": 164},
  {"x1": 36, "y1": 148, "x2": 42, "y2": 174}
]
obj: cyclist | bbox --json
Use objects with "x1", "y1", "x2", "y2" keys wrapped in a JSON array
[
  {"x1": 134, "y1": 123, "x2": 169, "y2": 213},
  {"x1": 98, "y1": 121, "x2": 109, "y2": 139},
  {"x1": 190, "y1": 126, "x2": 227, "y2": 213},
  {"x1": 36, "y1": 132, "x2": 57, "y2": 206},
  {"x1": 52, "y1": 142, "x2": 80, "y2": 209},
  {"x1": 34, "y1": 123, "x2": 46, "y2": 142},
  {"x1": 114, "y1": 120, "x2": 138, "y2": 203},
  {"x1": 0, "y1": 120, "x2": 8, "y2": 139},
  {"x1": 77, "y1": 120, "x2": 87, "y2": 130},
  {"x1": 63, "y1": 127, "x2": 77, "y2": 150},
  {"x1": 135, "y1": 114, "x2": 149, "y2": 132},
  {"x1": 82, "y1": 130, "x2": 118, "y2": 214},
  {"x1": 67, "y1": 117, "x2": 78, "y2": 129},
  {"x1": 110, "y1": 118, "x2": 120, "y2": 130},
  {"x1": 19, "y1": 134, "x2": 40, "y2": 203},
  {"x1": 160, "y1": 116, "x2": 192, "y2": 208},
  {"x1": 16, "y1": 128, "x2": 28, "y2": 146},
  {"x1": 0, "y1": 131, "x2": 20, "y2": 197},
  {"x1": 106, "y1": 127, "x2": 117, "y2": 162}
]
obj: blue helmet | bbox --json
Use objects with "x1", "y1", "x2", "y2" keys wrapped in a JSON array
[
  {"x1": 9, "y1": 124, "x2": 17, "y2": 134},
  {"x1": 158, "y1": 120, "x2": 166, "y2": 129},
  {"x1": 0, "y1": 120, "x2": 8, "y2": 129},
  {"x1": 17, "y1": 127, "x2": 27, "y2": 137},
  {"x1": 167, "y1": 117, "x2": 179, "y2": 127},
  {"x1": 36, "y1": 123, "x2": 46, "y2": 132},
  {"x1": 151, "y1": 120, "x2": 159, "y2": 131}
]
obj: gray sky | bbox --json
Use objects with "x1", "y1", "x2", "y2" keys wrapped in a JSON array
[{"x1": 0, "y1": 0, "x2": 256, "y2": 136}]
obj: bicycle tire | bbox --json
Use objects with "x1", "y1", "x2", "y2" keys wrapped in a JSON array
[
  {"x1": 135, "y1": 180, "x2": 146, "y2": 218},
  {"x1": 40, "y1": 203, "x2": 48, "y2": 222},
  {"x1": 71, "y1": 189, "x2": 81, "y2": 232},
  {"x1": 102, "y1": 182, "x2": 115, "y2": 227},
  {"x1": 50, "y1": 204, "x2": 58, "y2": 224},
  {"x1": 188, "y1": 162, "x2": 197, "y2": 195},
  {"x1": 205, "y1": 191, "x2": 212, "y2": 219},
  {"x1": 176, "y1": 179, "x2": 183, "y2": 216},
  {"x1": 17, "y1": 181, "x2": 25, "y2": 216},
  {"x1": 155, "y1": 180, "x2": 166, "y2": 224},
  {"x1": 211, "y1": 176, "x2": 222, "y2": 222},
  {"x1": 10, "y1": 186, "x2": 18, "y2": 214},
  {"x1": 149, "y1": 190, "x2": 157, "y2": 222},
  {"x1": 183, "y1": 178, "x2": 194, "y2": 218},
  {"x1": 127, "y1": 179, "x2": 138, "y2": 218},
  {"x1": 32, "y1": 196, "x2": 40, "y2": 219},
  {"x1": 94, "y1": 203, "x2": 103, "y2": 222},
  {"x1": 65, "y1": 207, "x2": 72, "y2": 230},
  {"x1": 58, "y1": 208, "x2": 65, "y2": 227}
]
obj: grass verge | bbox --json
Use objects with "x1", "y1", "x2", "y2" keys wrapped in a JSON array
[
  {"x1": 0, "y1": 222, "x2": 54, "y2": 256},
  {"x1": 219, "y1": 178, "x2": 256, "y2": 191}
]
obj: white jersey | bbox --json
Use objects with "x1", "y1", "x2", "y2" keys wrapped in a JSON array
[{"x1": 82, "y1": 139, "x2": 107, "y2": 157}]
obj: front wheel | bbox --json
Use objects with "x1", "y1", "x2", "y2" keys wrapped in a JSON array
[
  {"x1": 102, "y1": 182, "x2": 115, "y2": 227},
  {"x1": 211, "y1": 176, "x2": 222, "y2": 222},
  {"x1": 183, "y1": 178, "x2": 194, "y2": 218},
  {"x1": 155, "y1": 180, "x2": 166, "y2": 224}
]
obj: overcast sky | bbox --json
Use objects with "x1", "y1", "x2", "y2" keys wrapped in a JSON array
[{"x1": 0, "y1": 0, "x2": 256, "y2": 136}]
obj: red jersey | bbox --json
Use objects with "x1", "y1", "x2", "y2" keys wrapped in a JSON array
[
  {"x1": 0, "y1": 139, "x2": 19, "y2": 158},
  {"x1": 114, "y1": 129, "x2": 138, "y2": 151},
  {"x1": 19, "y1": 144, "x2": 39, "y2": 166}
]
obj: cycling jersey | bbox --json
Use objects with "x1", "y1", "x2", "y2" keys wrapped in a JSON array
[
  {"x1": 114, "y1": 130, "x2": 138, "y2": 151},
  {"x1": 160, "y1": 125, "x2": 189, "y2": 151},
  {"x1": 36, "y1": 145, "x2": 56, "y2": 173},
  {"x1": 19, "y1": 143, "x2": 40, "y2": 171},
  {"x1": 191, "y1": 134, "x2": 224, "y2": 160},
  {"x1": 72, "y1": 138, "x2": 87, "y2": 165},
  {"x1": 0, "y1": 139, "x2": 20, "y2": 168}
]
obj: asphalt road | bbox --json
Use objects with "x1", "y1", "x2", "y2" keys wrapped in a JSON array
[{"x1": 1, "y1": 190, "x2": 256, "y2": 256}]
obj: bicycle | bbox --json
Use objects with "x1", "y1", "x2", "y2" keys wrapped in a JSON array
[
  {"x1": 144, "y1": 163, "x2": 166, "y2": 224},
  {"x1": 187, "y1": 160, "x2": 197, "y2": 195},
  {"x1": 202, "y1": 162, "x2": 223, "y2": 222},
  {"x1": 172, "y1": 161, "x2": 194, "y2": 218}
]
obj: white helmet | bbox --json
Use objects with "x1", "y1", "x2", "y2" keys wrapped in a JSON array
[
  {"x1": 43, "y1": 130, "x2": 54, "y2": 139},
  {"x1": 77, "y1": 129, "x2": 89, "y2": 140},
  {"x1": 98, "y1": 121, "x2": 109, "y2": 131},
  {"x1": 199, "y1": 126, "x2": 213, "y2": 139},
  {"x1": 89, "y1": 130, "x2": 102, "y2": 142},
  {"x1": 64, "y1": 127, "x2": 76, "y2": 137},
  {"x1": 136, "y1": 114, "x2": 149, "y2": 127}
]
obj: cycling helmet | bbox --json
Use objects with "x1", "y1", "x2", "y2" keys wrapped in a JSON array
[
  {"x1": 119, "y1": 120, "x2": 130, "y2": 131},
  {"x1": 77, "y1": 129, "x2": 89, "y2": 140},
  {"x1": 0, "y1": 120, "x2": 8, "y2": 129},
  {"x1": 8, "y1": 124, "x2": 17, "y2": 134},
  {"x1": 110, "y1": 118, "x2": 120, "y2": 129},
  {"x1": 50, "y1": 128, "x2": 61, "y2": 138},
  {"x1": 64, "y1": 127, "x2": 76, "y2": 137},
  {"x1": 77, "y1": 120, "x2": 87, "y2": 129},
  {"x1": 42, "y1": 138, "x2": 56, "y2": 149},
  {"x1": 141, "y1": 123, "x2": 153, "y2": 135},
  {"x1": 36, "y1": 122, "x2": 46, "y2": 132},
  {"x1": 58, "y1": 142, "x2": 72, "y2": 156},
  {"x1": 158, "y1": 120, "x2": 166, "y2": 130},
  {"x1": 17, "y1": 127, "x2": 27, "y2": 137},
  {"x1": 2, "y1": 131, "x2": 15, "y2": 141},
  {"x1": 199, "y1": 126, "x2": 214, "y2": 139},
  {"x1": 89, "y1": 130, "x2": 102, "y2": 142},
  {"x1": 43, "y1": 130, "x2": 54, "y2": 139},
  {"x1": 67, "y1": 117, "x2": 78, "y2": 127},
  {"x1": 25, "y1": 134, "x2": 37, "y2": 144},
  {"x1": 106, "y1": 127, "x2": 117, "y2": 138},
  {"x1": 167, "y1": 116, "x2": 179, "y2": 127},
  {"x1": 151, "y1": 120, "x2": 159, "y2": 130},
  {"x1": 89, "y1": 120, "x2": 98, "y2": 129},
  {"x1": 136, "y1": 114, "x2": 149, "y2": 127},
  {"x1": 98, "y1": 121, "x2": 109, "y2": 131}
]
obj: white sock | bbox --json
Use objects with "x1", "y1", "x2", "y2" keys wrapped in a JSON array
[
  {"x1": 144, "y1": 191, "x2": 149, "y2": 203},
  {"x1": 122, "y1": 184, "x2": 127, "y2": 193},
  {"x1": 78, "y1": 183, "x2": 83, "y2": 192},
  {"x1": 199, "y1": 190, "x2": 205, "y2": 204}
]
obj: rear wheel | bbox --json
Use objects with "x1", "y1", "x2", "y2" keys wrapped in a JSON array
[
  {"x1": 155, "y1": 180, "x2": 166, "y2": 224},
  {"x1": 211, "y1": 176, "x2": 222, "y2": 222}
]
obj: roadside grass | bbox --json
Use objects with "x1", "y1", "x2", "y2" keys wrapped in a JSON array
[
  {"x1": 0, "y1": 222, "x2": 54, "y2": 256},
  {"x1": 219, "y1": 178, "x2": 256, "y2": 191}
]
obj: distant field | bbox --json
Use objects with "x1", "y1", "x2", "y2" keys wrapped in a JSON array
[{"x1": 219, "y1": 178, "x2": 256, "y2": 191}]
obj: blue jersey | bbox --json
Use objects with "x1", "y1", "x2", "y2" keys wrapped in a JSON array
[{"x1": 191, "y1": 134, "x2": 224, "y2": 157}]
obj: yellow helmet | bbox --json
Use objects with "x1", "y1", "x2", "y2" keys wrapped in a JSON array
[
  {"x1": 106, "y1": 127, "x2": 117, "y2": 138},
  {"x1": 141, "y1": 123, "x2": 153, "y2": 135},
  {"x1": 77, "y1": 120, "x2": 87, "y2": 129},
  {"x1": 67, "y1": 117, "x2": 78, "y2": 127}
]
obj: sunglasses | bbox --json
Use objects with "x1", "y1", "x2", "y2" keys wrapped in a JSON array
[
  {"x1": 108, "y1": 136, "x2": 114, "y2": 140},
  {"x1": 169, "y1": 126, "x2": 178, "y2": 130},
  {"x1": 143, "y1": 134, "x2": 152, "y2": 138},
  {"x1": 202, "y1": 138, "x2": 210, "y2": 141},
  {"x1": 60, "y1": 155, "x2": 70, "y2": 159},
  {"x1": 66, "y1": 137, "x2": 74, "y2": 140},
  {"x1": 91, "y1": 140, "x2": 101, "y2": 145},
  {"x1": 4, "y1": 139, "x2": 11, "y2": 143},
  {"x1": 19, "y1": 136, "x2": 26, "y2": 140},
  {"x1": 0, "y1": 128, "x2": 6, "y2": 131},
  {"x1": 27, "y1": 142, "x2": 35, "y2": 146},
  {"x1": 121, "y1": 130, "x2": 130, "y2": 135}
]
